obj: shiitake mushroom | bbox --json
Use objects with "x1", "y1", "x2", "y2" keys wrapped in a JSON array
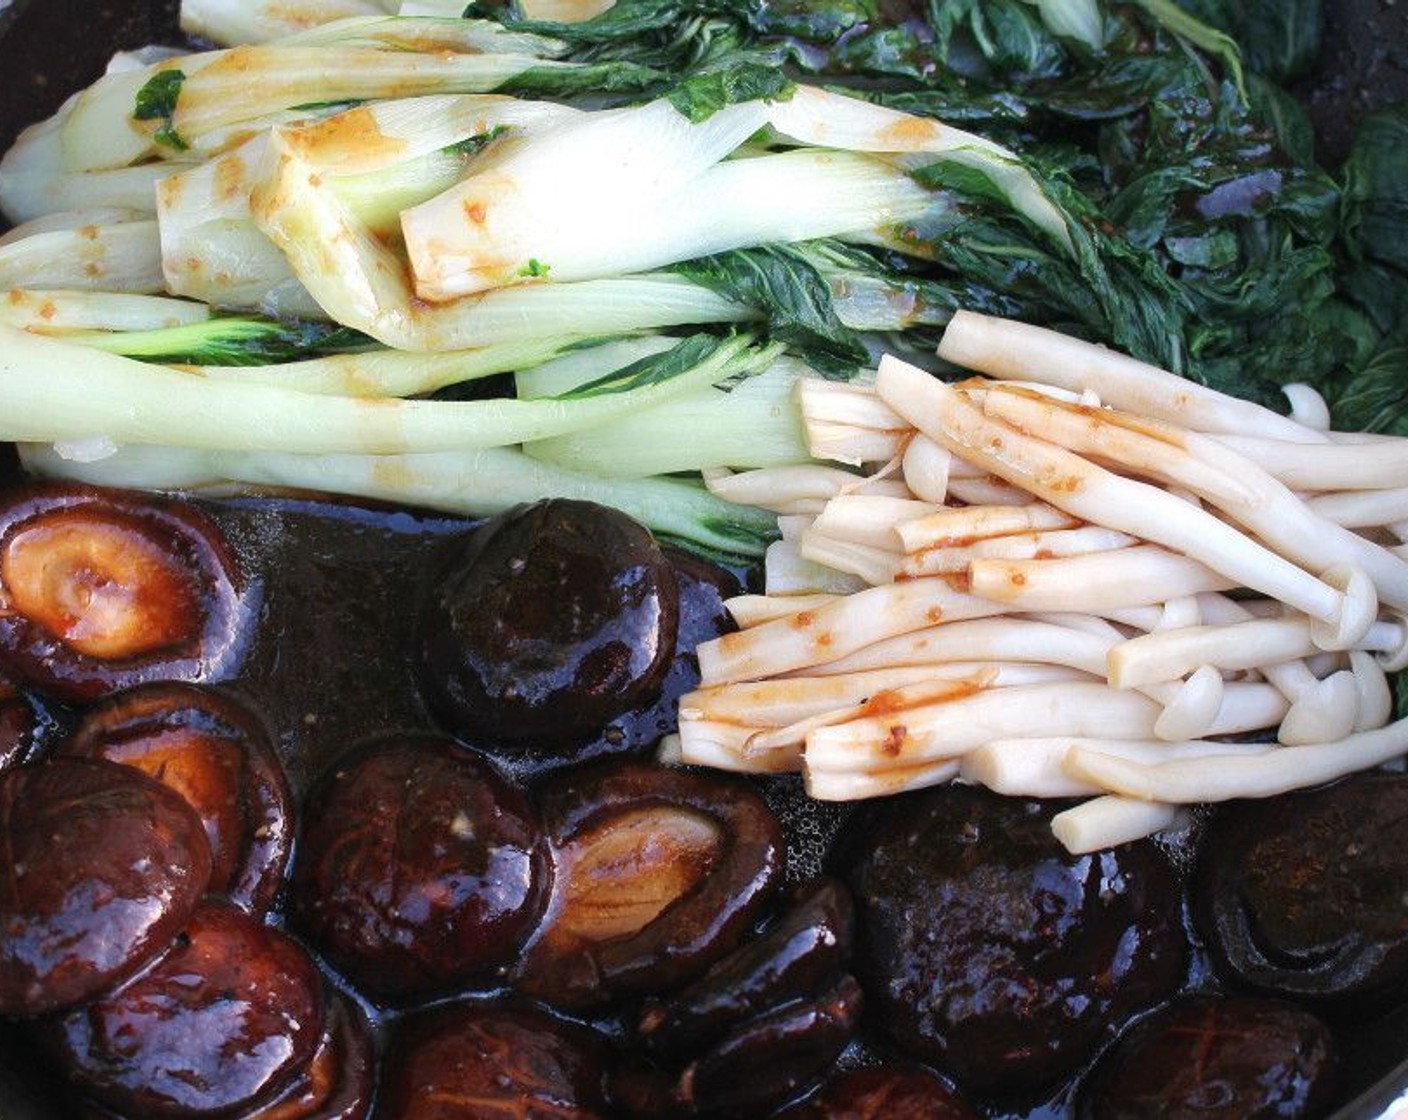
[
  {"x1": 60, "y1": 682, "x2": 291, "y2": 914},
  {"x1": 1077, "y1": 996, "x2": 1338, "y2": 1120},
  {"x1": 378, "y1": 1001, "x2": 609, "y2": 1120},
  {"x1": 42, "y1": 901, "x2": 326, "y2": 1118},
  {"x1": 775, "y1": 1065, "x2": 980, "y2": 1120},
  {"x1": 1192, "y1": 772, "x2": 1408, "y2": 1015},
  {"x1": 614, "y1": 878, "x2": 862, "y2": 1119},
  {"x1": 612, "y1": 975, "x2": 864, "y2": 1119},
  {"x1": 239, "y1": 991, "x2": 374, "y2": 1120},
  {"x1": 290, "y1": 733, "x2": 548, "y2": 999},
  {"x1": 637, "y1": 877, "x2": 855, "y2": 1057},
  {"x1": 515, "y1": 760, "x2": 785, "y2": 1010},
  {"x1": 0, "y1": 483, "x2": 249, "y2": 703},
  {"x1": 0, "y1": 757, "x2": 212, "y2": 1018},
  {"x1": 414, "y1": 499, "x2": 678, "y2": 744},
  {"x1": 835, "y1": 784, "x2": 1186, "y2": 1098}
]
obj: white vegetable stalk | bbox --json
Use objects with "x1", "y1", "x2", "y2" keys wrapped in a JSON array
[
  {"x1": 1050, "y1": 798, "x2": 1189, "y2": 855},
  {"x1": 797, "y1": 377, "x2": 909, "y2": 465},
  {"x1": 0, "y1": 323, "x2": 776, "y2": 455},
  {"x1": 181, "y1": 0, "x2": 397, "y2": 45},
  {"x1": 696, "y1": 577, "x2": 1010, "y2": 686},
  {"x1": 523, "y1": 355, "x2": 816, "y2": 478},
  {"x1": 966, "y1": 546, "x2": 1235, "y2": 611},
  {"x1": 703, "y1": 465, "x2": 911, "y2": 514},
  {"x1": 764, "y1": 86, "x2": 1072, "y2": 253},
  {"x1": 401, "y1": 98, "x2": 771, "y2": 299},
  {"x1": 724, "y1": 594, "x2": 841, "y2": 630},
  {"x1": 896, "y1": 502, "x2": 1078, "y2": 552},
  {"x1": 188, "y1": 335, "x2": 595, "y2": 398},
  {"x1": 1212, "y1": 434, "x2": 1408, "y2": 492},
  {"x1": 765, "y1": 541, "x2": 869, "y2": 597},
  {"x1": 0, "y1": 290, "x2": 211, "y2": 334},
  {"x1": 797, "y1": 532, "x2": 903, "y2": 587},
  {"x1": 802, "y1": 681, "x2": 1162, "y2": 772},
  {"x1": 1064, "y1": 715, "x2": 1408, "y2": 803},
  {"x1": 981, "y1": 385, "x2": 1408, "y2": 612},
  {"x1": 961, "y1": 735, "x2": 1274, "y2": 798},
  {"x1": 0, "y1": 162, "x2": 172, "y2": 225},
  {"x1": 1307, "y1": 486, "x2": 1408, "y2": 529},
  {"x1": 405, "y1": 134, "x2": 935, "y2": 298},
  {"x1": 899, "y1": 526, "x2": 1138, "y2": 579},
  {"x1": 0, "y1": 218, "x2": 164, "y2": 293},
  {"x1": 19, "y1": 442, "x2": 778, "y2": 558},
  {"x1": 936, "y1": 310, "x2": 1329, "y2": 443},
  {"x1": 875, "y1": 357, "x2": 1377, "y2": 648},
  {"x1": 251, "y1": 127, "x2": 753, "y2": 350}
]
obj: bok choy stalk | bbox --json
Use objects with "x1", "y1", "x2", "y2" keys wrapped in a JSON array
[
  {"x1": 153, "y1": 95, "x2": 582, "y2": 308},
  {"x1": 0, "y1": 324, "x2": 780, "y2": 454},
  {"x1": 0, "y1": 291, "x2": 212, "y2": 334},
  {"x1": 0, "y1": 212, "x2": 164, "y2": 292},
  {"x1": 249, "y1": 121, "x2": 757, "y2": 348},
  {"x1": 52, "y1": 19, "x2": 657, "y2": 173},
  {"x1": 398, "y1": 83, "x2": 1070, "y2": 301},
  {"x1": 19, "y1": 441, "x2": 779, "y2": 559},
  {"x1": 522, "y1": 353, "x2": 816, "y2": 477},
  {"x1": 181, "y1": 0, "x2": 397, "y2": 46}
]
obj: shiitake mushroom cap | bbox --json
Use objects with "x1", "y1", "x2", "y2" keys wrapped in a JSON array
[
  {"x1": 835, "y1": 784, "x2": 1187, "y2": 1098},
  {"x1": 60, "y1": 682, "x2": 291, "y2": 914},
  {"x1": 0, "y1": 483, "x2": 249, "y2": 703},
  {"x1": 414, "y1": 499, "x2": 678, "y2": 744},
  {"x1": 290, "y1": 733, "x2": 549, "y2": 999},
  {"x1": 1077, "y1": 996, "x2": 1338, "y2": 1120},
  {"x1": 378, "y1": 1000, "x2": 609, "y2": 1120},
  {"x1": 42, "y1": 901, "x2": 326, "y2": 1118},
  {"x1": 0, "y1": 756, "x2": 212, "y2": 1018},
  {"x1": 1192, "y1": 772, "x2": 1408, "y2": 1015},
  {"x1": 515, "y1": 759, "x2": 785, "y2": 1010}
]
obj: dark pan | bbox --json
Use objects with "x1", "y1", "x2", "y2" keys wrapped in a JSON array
[{"x1": 0, "y1": 3, "x2": 1406, "y2": 1117}]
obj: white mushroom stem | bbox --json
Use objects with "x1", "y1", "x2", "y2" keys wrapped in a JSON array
[
  {"x1": 1110, "y1": 617, "x2": 1338, "y2": 688},
  {"x1": 811, "y1": 495, "x2": 940, "y2": 550},
  {"x1": 1141, "y1": 678, "x2": 1289, "y2": 739},
  {"x1": 982, "y1": 385, "x2": 1408, "y2": 613},
  {"x1": 805, "y1": 760, "x2": 961, "y2": 802},
  {"x1": 896, "y1": 502, "x2": 1079, "y2": 552},
  {"x1": 901, "y1": 435, "x2": 952, "y2": 503},
  {"x1": 875, "y1": 357, "x2": 1375, "y2": 647},
  {"x1": 703, "y1": 464, "x2": 911, "y2": 511},
  {"x1": 797, "y1": 532, "x2": 901, "y2": 587},
  {"x1": 961, "y1": 735, "x2": 1274, "y2": 798},
  {"x1": 967, "y1": 546, "x2": 1236, "y2": 612},
  {"x1": 744, "y1": 669, "x2": 1092, "y2": 757},
  {"x1": 1211, "y1": 434, "x2": 1408, "y2": 491},
  {"x1": 1050, "y1": 798, "x2": 1190, "y2": 855},
  {"x1": 1349, "y1": 650, "x2": 1394, "y2": 732},
  {"x1": 935, "y1": 310, "x2": 1328, "y2": 443},
  {"x1": 1306, "y1": 486, "x2": 1408, "y2": 529},
  {"x1": 698, "y1": 577, "x2": 1008, "y2": 685},
  {"x1": 1064, "y1": 715, "x2": 1408, "y2": 802},
  {"x1": 898, "y1": 526, "x2": 1136, "y2": 578},
  {"x1": 666, "y1": 724, "x2": 803, "y2": 774},
  {"x1": 784, "y1": 616, "x2": 1115, "y2": 679},
  {"x1": 724, "y1": 593, "x2": 839, "y2": 630},
  {"x1": 945, "y1": 476, "x2": 1038, "y2": 507},
  {"x1": 797, "y1": 377, "x2": 908, "y2": 465},
  {"x1": 764, "y1": 540, "x2": 867, "y2": 597},
  {"x1": 685, "y1": 662, "x2": 1083, "y2": 729},
  {"x1": 1281, "y1": 383, "x2": 1332, "y2": 431},
  {"x1": 803, "y1": 681, "x2": 1162, "y2": 770},
  {"x1": 1153, "y1": 597, "x2": 1202, "y2": 631}
]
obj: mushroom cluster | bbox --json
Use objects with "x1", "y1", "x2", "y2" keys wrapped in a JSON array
[{"x1": 675, "y1": 311, "x2": 1408, "y2": 852}]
